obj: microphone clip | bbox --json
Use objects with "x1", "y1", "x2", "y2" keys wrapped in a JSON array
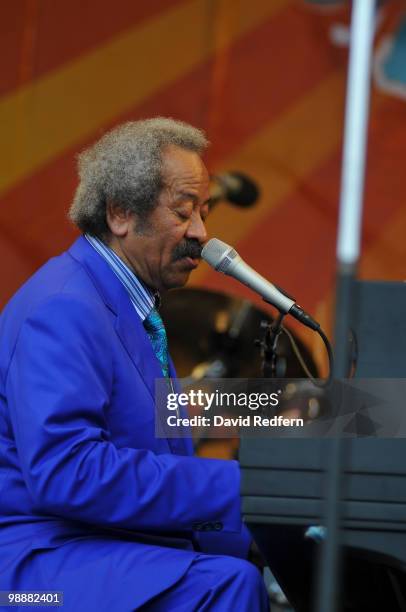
[{"x1": 257, "y1": 313, "x2": 287, "y2": 378}]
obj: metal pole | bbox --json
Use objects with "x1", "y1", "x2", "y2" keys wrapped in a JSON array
[{"x1": 316, "y1": 2, "x2": 376, "y2": 612}]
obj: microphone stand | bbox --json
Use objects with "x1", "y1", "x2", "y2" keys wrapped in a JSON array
[
  {"x1": 316, "y1": 3, "x2": 376, "y2": 612},
  {"x1": 258, "y1": 312, "x2": 287, "y2": 379}
]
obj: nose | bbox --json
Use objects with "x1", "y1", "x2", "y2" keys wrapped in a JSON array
[{"x1": 186, "y1": 210, "x2": 208, "y2": 245}]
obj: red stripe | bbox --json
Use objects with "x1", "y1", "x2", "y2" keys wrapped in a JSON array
[{"x1": 0, "y1": 0, "x2": 185, "y2": 96}]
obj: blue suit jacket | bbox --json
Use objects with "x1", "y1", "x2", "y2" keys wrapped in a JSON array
[{"x1": 0, "y1": 236, "x2": 250, "y2": 610}]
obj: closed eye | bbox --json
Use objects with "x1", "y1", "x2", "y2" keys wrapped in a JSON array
[{"x1": 176, "y1": 210, "x2": 191, "y2": 221}]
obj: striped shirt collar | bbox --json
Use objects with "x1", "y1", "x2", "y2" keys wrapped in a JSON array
[{"x1": 85, "y1": 234, "x2": 156, "y2": 321}]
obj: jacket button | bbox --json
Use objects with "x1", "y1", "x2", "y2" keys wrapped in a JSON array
[
  {"x1": 214, "y1": 522, "x2": 223, "y2": 531},
  {"x1": 192, "y1": 522, "x2": 203, "y2": 531}
]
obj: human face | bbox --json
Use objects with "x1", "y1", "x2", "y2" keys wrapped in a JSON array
[{"x1": 108, "y1": 145, "x2": 210, "y2": 292}]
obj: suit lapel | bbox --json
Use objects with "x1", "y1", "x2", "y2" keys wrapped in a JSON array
[
  {"x1": 68, "y1": 236, "x2": 190, "y2": 455},
  {"x1": 115, "y1": 292, "x2": 190, "y2": 455},
  {"x1": 167, "y1": 357, "x2": 194, "y2": 456},
  {"x1": 115, "y1": 289, "x2": 163, "y2": 399}
]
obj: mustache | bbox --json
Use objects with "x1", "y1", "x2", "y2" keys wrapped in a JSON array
[{"x1": 172, "y1": 239, "x2": 203, "y2": 261}]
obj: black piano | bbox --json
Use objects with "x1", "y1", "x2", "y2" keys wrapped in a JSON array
[
  {"x1": 240, "y1": 283, "x2": 406, "y2": 611},
  {"x1": 240, "y1": 437, "x2": 406, "y2": 611}
]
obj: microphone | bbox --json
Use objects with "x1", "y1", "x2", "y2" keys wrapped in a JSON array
[
  {"x1": 209, "y1": 172, "x2": 259, "y2": 208},
  {"x1": 201, "y1": 238, "x2": 320, "y2": 331}
]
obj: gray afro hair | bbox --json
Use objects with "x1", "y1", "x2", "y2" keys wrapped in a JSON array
[{"x1": 69, "y1": 117, "x2": 209, "y2": 238}]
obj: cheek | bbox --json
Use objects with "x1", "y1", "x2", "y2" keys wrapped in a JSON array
[{"x1": 164, "y1": 229, "x2": 185, "y2": 254}]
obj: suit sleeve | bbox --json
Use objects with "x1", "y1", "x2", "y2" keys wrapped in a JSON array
[{"x1": 6, "y1": 293, "x2": 243, "y2": 535}]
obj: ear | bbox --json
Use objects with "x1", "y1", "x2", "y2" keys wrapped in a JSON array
[{"x1": 106, "y1": 201, "x2": 133, "y2": 237}]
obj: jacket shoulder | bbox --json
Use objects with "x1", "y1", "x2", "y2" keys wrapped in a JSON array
[{"x1": 0, "y1": 251, "x2": 109, "y2": 377}]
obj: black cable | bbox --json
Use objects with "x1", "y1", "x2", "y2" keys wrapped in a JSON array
[
  {"x1": 281, "y1": 324, "x2": 334, "y2": 388},
  {"x1": 316, "y1": 326, "x2": 334, "y2": 388}
]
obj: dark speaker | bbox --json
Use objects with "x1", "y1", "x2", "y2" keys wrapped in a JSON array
[{"x1": 351, "y1": 280, "x2": 406, "y2": 377}]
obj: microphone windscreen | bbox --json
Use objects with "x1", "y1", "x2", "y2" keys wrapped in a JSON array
[
  {"x1": 201, "y1": 238, "x2": 237, "y2": 271},
  {"x1": 225, "y1": 172, "x2": 259, "y2": 207}
]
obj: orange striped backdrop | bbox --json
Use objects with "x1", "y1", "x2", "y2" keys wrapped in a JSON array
[{"x1": 2, "y1": 0, "x2": 406, "y2": 368}]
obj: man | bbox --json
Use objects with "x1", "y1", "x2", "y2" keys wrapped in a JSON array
[{"x1": 0, "y1": 118, "x2": 269, "y2": 610}]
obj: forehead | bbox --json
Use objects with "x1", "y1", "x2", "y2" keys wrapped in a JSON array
[{"x1": 161, "y1": 144, "x2": 209, "y2": 190}]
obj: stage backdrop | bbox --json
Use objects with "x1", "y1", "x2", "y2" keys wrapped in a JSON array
[{"x1": 2, "y1": 0, "x2": 406, "y2": 371}]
